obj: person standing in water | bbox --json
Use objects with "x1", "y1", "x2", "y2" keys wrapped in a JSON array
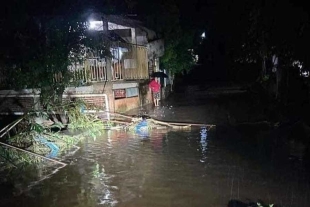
[{"x1": 149, "y1": 77, "x2": 161, "y2": 106}]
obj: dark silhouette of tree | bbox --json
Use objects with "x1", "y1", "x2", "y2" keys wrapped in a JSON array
[
  {"x1": 0, "y1": 1, "x2": 111, "y2": 105},
  {"x1": 135, "y1": 0, "x2": 198, "y2": 74},
  {"x1": 197, "y1": 0, "x2": 310, "y2": 101},
  {"x1": 236, "y1": 0, "x2": 310, "y2": 101}
]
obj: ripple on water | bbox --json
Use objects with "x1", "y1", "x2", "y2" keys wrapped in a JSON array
[{"x1": 3, "y1": 127, "x2": 310, "y2": 207}]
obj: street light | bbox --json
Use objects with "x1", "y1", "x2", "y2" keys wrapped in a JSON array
[{"x1": 89, "y1": 20, "x2": 103, "y2": 30}]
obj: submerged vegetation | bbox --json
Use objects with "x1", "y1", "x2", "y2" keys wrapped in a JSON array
[
  {"x1": 0, "y1": 99, "x2": 106, "y2": 171},
  {"x1": 0, "y1": 99, "x2": 196, "y2": 172}
]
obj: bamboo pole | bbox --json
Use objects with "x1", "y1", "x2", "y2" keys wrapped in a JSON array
[
  {"x1": 148, "y1": 118, "x2": 176, "y2": 127},
  {"x1": 155, "y1": 120, "x2": 216, "y2": 128},
  {"x1": 108, "y1": 120, "x2": 131, "y2": 124},
  {"x1": 109, "y1": 112, "x2": 133, "y2": 119},
  {"x1": 0, "y1": 141, "x2": 67, "y2": 166},
  {"x1": 0, "y1": 124, "x2": 11, "y2": 135},
  {"x1": 24, "y1": 163, "x2": 67, "y2": 194},
  {"x1": 108, "y1": 117, "x2": 213, "y2": 129},
  {"x1": 151, "y1": 120, "x2": 191, "y2": 129},
  {"x1": 105, "y1": 112, "x2": 216, "y2": 128},
  {"x1": 98, "y1": 111, "x2": 216, "y2": 129},
  {"x1": 87, "y1": 110, "x2": 132, "y2": 120},
  {"x1": 0, "y1": 118, "x2": 23, "y2": 134},
  {"x1": 0, "y1": 118, "x2": 23, "y2": 138}
]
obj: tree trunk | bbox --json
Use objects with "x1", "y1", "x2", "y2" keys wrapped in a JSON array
[{"x1": 56, "y1": 88, "x2": 68, "y2": 126}]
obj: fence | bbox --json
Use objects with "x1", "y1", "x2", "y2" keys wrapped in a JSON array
[
  {"x1": 68, "y1": 43, "x2": 148, "y2": 83},
  {"x1": 110, "y1": 42, "x2": 148, "y2": 80},
  {"x1": 111, "y1": 46, "x2": 124, "y2": 81},
  {"x1": 69, "y1": 58, "x2": 107, "y2": 83}
]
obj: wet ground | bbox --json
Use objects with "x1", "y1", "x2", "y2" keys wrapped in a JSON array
[{"x1": 1, "y1": 86, "x2": 310, "y2": 207}]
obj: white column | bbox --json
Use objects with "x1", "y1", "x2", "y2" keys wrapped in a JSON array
[
  {"x1": 131, "y1": 28, "x2": 136, "y2": 44},
  {"x1": 155, "y1": 58, "x2": 159, "y2": 72},
  {"x1": 164, "y1": 69, "x2": 167, "y2": 87}
]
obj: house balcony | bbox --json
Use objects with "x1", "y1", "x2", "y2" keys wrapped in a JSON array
[{"x1": 69, "y1": 42, "x2": 149, "y2": 85}]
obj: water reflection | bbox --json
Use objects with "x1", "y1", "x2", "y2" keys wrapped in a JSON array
[
  {"x1": 2, "y1": 127, "x2": 310, "y2": 207},
  {"x1": 93, "y1": 163, "x2": 118, "y2": 206},
  {"x1": 199, "y1": 127, "x2": 208, "y2": 162}
]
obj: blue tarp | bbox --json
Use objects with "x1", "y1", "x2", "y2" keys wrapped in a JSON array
[
  {"x1": 135, "y1": 120, "x2": 149, "y2": 138},
  {"x1": 35, "y1": 136, "x2": 60, "y2": 158}
]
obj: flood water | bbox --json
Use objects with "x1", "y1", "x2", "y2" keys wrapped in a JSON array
[{"x1": 1, "y1": 87, "x2": 310, "y2": 207}]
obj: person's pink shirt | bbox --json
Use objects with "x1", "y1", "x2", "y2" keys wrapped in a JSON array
[{"x1": 149, "y1": 80, "x2": 160, "y2": 92}]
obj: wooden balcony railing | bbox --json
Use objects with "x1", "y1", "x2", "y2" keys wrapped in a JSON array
[
  {"x1": 111, "y1": 42, "x2": 148, "y2": 80},
  {"x1": 49, "y1": 43, "x2": 149, "y2": 85},
  {"x1": 68, "y1": 58, "x2": 107, "y2": 84}
]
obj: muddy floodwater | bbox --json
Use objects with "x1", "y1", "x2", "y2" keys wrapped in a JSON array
[{"x1": 1, "y1": 87, "x2": 310, "y2": 207}]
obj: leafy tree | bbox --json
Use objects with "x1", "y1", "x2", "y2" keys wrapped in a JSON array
[
  {"x1": 0, "y1": 1, "x2": 116, "y2": 127},
  {"x1": 161, "y1": 31, "x2": 196, "y2": 74},
  {"x1": 0, "y1": 2, "x2": 111, "y2": 107},
  {"x1": 135, "y1": 0, "x2": 197, "y2": 74}
]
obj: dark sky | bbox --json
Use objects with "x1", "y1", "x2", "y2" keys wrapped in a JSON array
[{"x1": 3, "y1": 0, "x2": 309, "y2": 31}]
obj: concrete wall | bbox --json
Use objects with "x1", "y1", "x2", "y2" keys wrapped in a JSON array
[{"x1": 0, "y1": 79, "x2": 167, "y2": 114}]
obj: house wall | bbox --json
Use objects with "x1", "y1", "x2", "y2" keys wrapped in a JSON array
[
  {"x1": 63, "y1": 95, "x2": 106, "y2": 110},
  {"x1": 114, "y1": 97, "x2": 139, "y2": 112},
  {"x1": 0, "y1": 79, "x2": 166, "y2": 115},
  {"x1": 0, "y1": 89, "x2": 107, "y2": 114},
  {"x1": 0, "y1": 96, "x2": 35, "y2": 114},
  {"x1": 92, "y1": 81, "x2": 152, "y2": 113}
]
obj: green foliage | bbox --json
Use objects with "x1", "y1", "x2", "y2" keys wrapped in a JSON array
[
  {"x1": 260, "y1": 75, "x2": 270, "y2": 83},
  {"x1": 66, "y1": 100, "x2": 104, "y2": 133},
  {"x1": 136, "y1": 0, "x2": 197, "y2": 74},
  {"x1": 0, "y1": 5, "x2": 111, "y2": 106},
  {"x1": 0, "y1": 101, "x2": 106, "y2": 170},
  {"x1": 0, "y1": 146, "x2": 41, "y2": 169},
  {"x1": 161, "y1": 34, "x2": 196, "y2": 74}
]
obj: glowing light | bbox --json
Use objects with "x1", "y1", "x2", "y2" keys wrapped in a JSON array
[
  {"x1": 201, "y1": 32, "x2": 206, "y2": 39},
  {"x1": 89, "y1": 21, "x2": 103, "y2": 30}
]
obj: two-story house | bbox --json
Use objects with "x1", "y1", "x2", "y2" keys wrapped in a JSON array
[{"x1": 0, "y1": 14, "x2": 165, "y2": 115}]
